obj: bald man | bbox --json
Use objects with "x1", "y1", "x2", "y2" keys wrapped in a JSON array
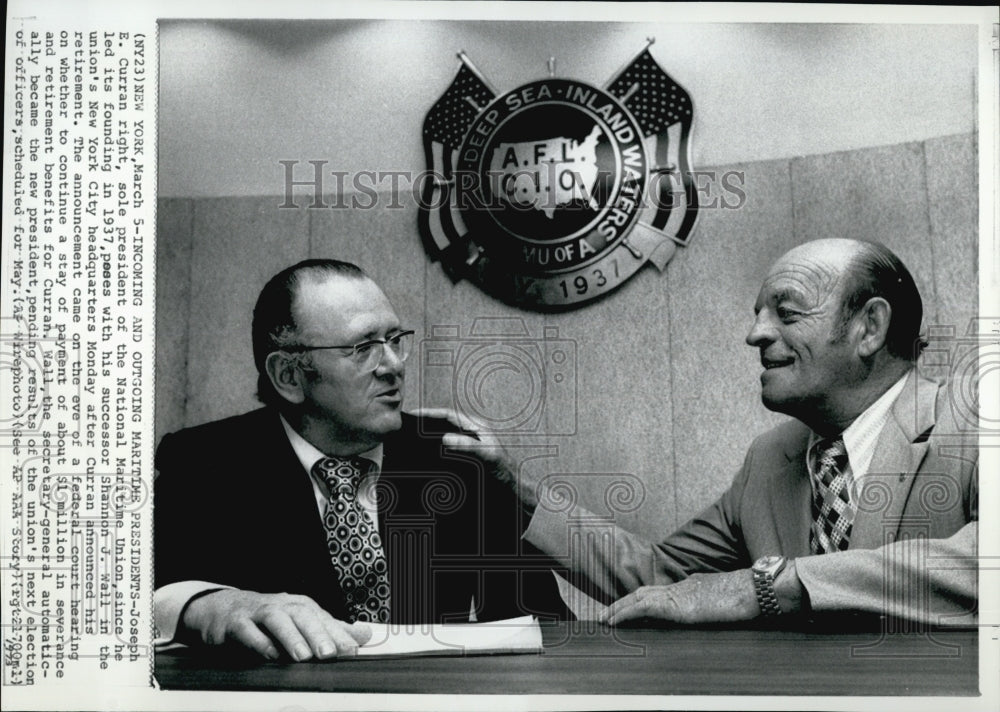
[{"x1": 441, "y1": 238, "x2": 978, "y2": 625}]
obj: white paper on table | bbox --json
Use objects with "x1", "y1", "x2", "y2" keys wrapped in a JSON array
[{"x1": 354, "y1": 615, "x2": 543, "y2": 658}]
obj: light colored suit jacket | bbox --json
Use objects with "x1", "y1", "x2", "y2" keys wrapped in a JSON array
[{"x1": 525, "y1": 370, "x2": 978, "y2": 624}]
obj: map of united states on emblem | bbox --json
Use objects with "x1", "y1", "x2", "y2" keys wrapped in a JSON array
[
  {"x1": 489, "y1": 126, "x2": 601, "y2": 218},
  {"x1": 420, "y1": 43, "x2": 697, "y2": 308}
]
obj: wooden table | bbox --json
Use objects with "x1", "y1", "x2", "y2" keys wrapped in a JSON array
[{"x1": 155, "y1": 620, "x2": 979, "y2": 696}]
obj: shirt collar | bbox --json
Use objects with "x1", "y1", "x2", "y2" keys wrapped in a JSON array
[
  {"x1": 279, "y1": 414, "x2": 383, "y2": 474},
  {"x1": 808, "y1": 371, "x2": 909, "y2": 481}
]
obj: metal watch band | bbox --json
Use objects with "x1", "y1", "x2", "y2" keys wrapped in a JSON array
[{"x1": 753, "y1": 569, "x2": 783, "y2": 616}]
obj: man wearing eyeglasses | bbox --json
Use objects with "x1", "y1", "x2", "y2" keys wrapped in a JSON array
[{"x1": 153, "y1": 259, "x2": 565, "y2": 661}]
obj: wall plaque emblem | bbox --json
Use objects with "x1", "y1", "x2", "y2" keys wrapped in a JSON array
[{"x1": 420, "y1": 41, "x2": 699, "y2": 309}]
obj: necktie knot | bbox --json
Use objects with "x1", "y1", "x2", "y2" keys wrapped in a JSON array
[
  {"x1": 815, "y1": 437, "x2": 848, "y2": 483},
  {"x1": 313, "y1": 457, "x2": 372, "y2": 499}
]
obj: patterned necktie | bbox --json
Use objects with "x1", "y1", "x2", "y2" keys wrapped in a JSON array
[
  {"x1": 809, "y1": 437, "x2": 856, "y2": 554},
  {"x1": 313, "y1": 457, "x2": 391, "y2": 623}
]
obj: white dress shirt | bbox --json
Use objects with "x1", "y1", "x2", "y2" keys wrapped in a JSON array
[
  {"x1": 280, "y1": 416, "x2": 384, "y2": 526},
  {"x1": 806, "y1": 373, "x2": 909, "y2": 497}
]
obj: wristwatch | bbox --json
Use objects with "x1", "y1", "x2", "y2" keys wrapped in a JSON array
[{"x1": 752, "y1": 555, "x2": 787, "y2": 616}]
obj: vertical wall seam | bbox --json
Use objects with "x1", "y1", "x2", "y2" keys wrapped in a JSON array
[
  {"x1": 306, "y1": 198, "x2": 312, "y2": 257},
  {"x1": 422, "y1": 242, "x2": 429, "y2": 380},
  {"x1": 181, "y1": 198, "x2": 196, "y2": 426},
  {"x1": 967, "y1": 65, "x2": 978, "y2": 319},
  {"x1": 920, "y1": 140, "x2": 941, "y2": 327},
  {"x1": 665, "y1": 272, "x2": 680, "y2": 531},
  {"x1": 788, "y1": 158, "x2": 798, "y2": 242}
]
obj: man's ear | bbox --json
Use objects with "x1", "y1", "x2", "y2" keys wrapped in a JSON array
[
  {"x1": 265, "y1": 351, "x2": 306, "y2": 405},
  {"x1": 855, "y1": 297, "x2": 891, "y2": 358}
]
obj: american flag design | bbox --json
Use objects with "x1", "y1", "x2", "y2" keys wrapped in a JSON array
[
  {"x1": 419, "y1": 63, "x2": 495, "y2": 279},
  {"x1": 607, "y1": 48, "x2": 698, "y2": 243},
  {"x1": 423, "y1": 64, "x2": 495, "y2": 148}
]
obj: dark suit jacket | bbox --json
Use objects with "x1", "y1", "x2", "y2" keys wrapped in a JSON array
[
  {"x1": 527, "y1": 372, "x2": 978, "y2": 624},
  {"x1": 155, "y1": 409, "x2": 568, "y2": 624}
]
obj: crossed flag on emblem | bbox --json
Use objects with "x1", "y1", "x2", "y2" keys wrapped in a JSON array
[{"x1": 419, "y1": 42, "x2": 699, "y2": 282}]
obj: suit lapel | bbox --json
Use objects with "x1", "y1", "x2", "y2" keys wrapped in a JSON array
[
  {"x1": 253, "y1": 410, "x2": 338, "y2": 583},
  {"x1": 850, "y1": 371, "x2": 936, "y2": 549},
  {"x1": 771, "y1": 424, "x2": 814, "y2": 556},
  {"x1": 256, "y1": 411, "x2": 323, "y2": 528}
]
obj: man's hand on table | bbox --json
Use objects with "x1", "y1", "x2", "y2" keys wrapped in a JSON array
[
  {"x1": 599, "y1": 570, "x2": 759, "y2": 625},
  {"x1": 600, "y1": 561, "x2": 805, "y2": 625},
  {"x1": 181, "y1": 589, "x2": 372, "y2": 661}
]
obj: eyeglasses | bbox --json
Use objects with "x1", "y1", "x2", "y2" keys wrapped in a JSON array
[{"x1": 282, "y1": 330, "x2": 414, "y2": 372}]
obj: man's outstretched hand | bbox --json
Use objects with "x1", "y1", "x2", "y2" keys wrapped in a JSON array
[
  {"x1": 182, "y1": 589, "x2": 372, "y2": 661},
  {"x1": 413, "y1": 407, "x2": 539, "y2": 510}
]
